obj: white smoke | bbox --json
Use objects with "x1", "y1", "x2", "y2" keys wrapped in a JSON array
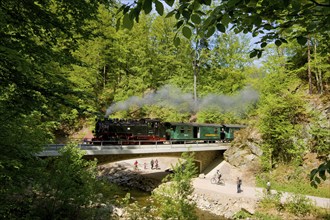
[{"x1": 105, "y1": 85, "x2": 258, "y2": 117}]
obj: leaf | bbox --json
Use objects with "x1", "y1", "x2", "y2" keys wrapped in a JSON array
[
  {"x1": 311, "y1": 181, "x2": 318, "y2": 188},
  {"x1": 261, "y1": 42, "x2": 267, "y2": 48},
  {"x1": 249, "y1": 50, "x2": 257, "y2": 58},
  {"x1": 280, "y1": 38, "x2": 288, "y2": 43},
  {"x1": 297, "y1": 36, "x2": 307, "y2": 45},
  {"x1": 174, "y1": 37, "x2": 180, "y2": 47},
  {"x1": 257, "y1": 50, "x2": 262, "y2": 58},
  {"x1": 143, "y1": 0, "x2": 152, "y2": 14},
  {"x1": 155, "y1": 0, "x2": 164, "y2": 16},
  {"x1": 166, "y1": 10, "x2": 176, "y2": 18},
  {"x1": 123, "y1": 13, "x2": 133, "y2": 30},
  {"x1": 165, "y1": 0, "x2": 175, "y2": 7},
  {"x1": 264, "y1": 24, "x2": 272, "y2": 30},
  {"x1": 182, "y1": 26, "x2": 192, "y2": 39},
  {"x1": 205, "y1": 26, "x2": 215, "y2": 38},
  {"x1": 315, "y1": 176, "x2": 321, "y2": 184},
  {"x1": 275, "y1": 39, "x2": 282, "y2": 46},
  {"x1": 319, "y1": 169, "x2": 326, "y2": 181},
  {"x1": 191, "y1": 14, "x2": 201, "y2": 24},
  {"x1": 310, "y1": 168, "x2": 318, "y2": 180},
  {"x1": 216, "y1": 23, "x2": 226, "y2": 33},
  {"x1": 182, "y1": 10, "x2": 191, "y2": 20},
  {"x1": 176, "y1": 20, "x2": 184, "y2": 29},
  {"x1": 222, "y1": 14, "x2": 230, "y2": 26}
]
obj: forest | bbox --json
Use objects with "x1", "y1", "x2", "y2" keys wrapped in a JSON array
[{"x1": 0, "y1": 0, "x2": 329, "y2": 219}]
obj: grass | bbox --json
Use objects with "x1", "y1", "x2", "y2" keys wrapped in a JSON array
[{"x1": 256, "y1": 164, "x2": 330, "y2": 198}]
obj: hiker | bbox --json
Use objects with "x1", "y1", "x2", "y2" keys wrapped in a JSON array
[
  {"x1": 266, "y1": 181, "x2": 271, "y2": 194},
  {"x1": 155, "y1": 159, "x2": 159, "y2": 169},
  {"x1": 150, "y1": 159, "x2": 154, "y2": 170},
  {"x1": 134, "y1": 160, "x2": 138, "y2": 170},
  {"x1": 237, "y1": 177, "x2": 242, "y2": 193}
]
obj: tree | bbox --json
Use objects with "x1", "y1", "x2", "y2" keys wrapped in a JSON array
[
  {"x1": 152, "y1": 152, "x2": 198, "y2": 219},
  {"x1": 119, "y1": 0, "x2": 330, "y2": 58},
  {"x1": 0, "y1": 1, "x2": 109, "y2": 218},
  {"x1": 35, "y1": 145, "x2": 99, "y2": 219}
]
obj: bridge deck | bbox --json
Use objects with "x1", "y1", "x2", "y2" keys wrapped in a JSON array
[{"x1": 38, "y1": 142, "x2": 230, "y2": 157}]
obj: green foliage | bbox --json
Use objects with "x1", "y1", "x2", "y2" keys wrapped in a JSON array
[
  {"x1": 232, "y1": 210, "x2": 252, "y2": 219},
  {"x1": 256, "y1": 166, "x2": 330, "y2": 198},
  {"x1": 257, "y1": 91, "x2": 307, "y2": 167},
  {"x1": 34, "y1": 144, "x2": 100, "y2": 219},
  {"x1": 286, "y1": 194, "x2": 315, "y2": 217},
  {"x1": 252, "y1": 212, "x2": 282, "y2": 220},
  {"x1": 308, "y1": 111, "x2": 330, "y2": 156},
  {"x1": 197, "y1": 109, "x2": 240, "y2": 124},
  {"x1": 259, "y1": 191, "x2": 284, "y2": 211},
  {"x1": 120, "y1": 0, "x2": 330, "y2": 58},
  {"x1": 152, "y1": 152, "x2": 198, "y2": 220},
  {"x1": 120, "y1": 193, "x2": 157, "y2": 220},
  {"x1": 310, "y1": 160, "x2": 330, "y2": 189}
]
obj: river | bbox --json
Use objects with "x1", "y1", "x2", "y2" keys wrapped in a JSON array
[{"x1": 107, "y1": 184, "x2": 227, "y2": 219}]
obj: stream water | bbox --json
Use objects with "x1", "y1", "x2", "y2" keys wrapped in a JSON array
[{"x1": 110, "y1": 185, "x2": 227, "y2": 220}]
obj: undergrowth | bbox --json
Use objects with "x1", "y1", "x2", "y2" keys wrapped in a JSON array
[{"x1": 256, "y1": 164, "x2": 330, "y2": 198}]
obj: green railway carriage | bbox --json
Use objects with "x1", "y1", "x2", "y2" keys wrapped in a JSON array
[{"x1": 164, "y1": 122, "x2": 245, "y2": 142}]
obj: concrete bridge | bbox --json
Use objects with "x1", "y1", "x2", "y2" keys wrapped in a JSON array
[{"x1": 39, "y1": 140, "x2": 230, "y2": 172}]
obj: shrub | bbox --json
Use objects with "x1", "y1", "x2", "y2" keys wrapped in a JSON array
[{"x1": 285, "y1": 194, "x2": 315, "y2": 216}]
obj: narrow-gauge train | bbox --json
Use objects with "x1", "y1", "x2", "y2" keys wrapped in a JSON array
[{"x1": 92, "y1": 118, "x2": 245, "y2": 144}]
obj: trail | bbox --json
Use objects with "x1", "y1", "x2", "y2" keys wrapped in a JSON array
[{"x1": 192, "y1": 177, "x2": 330, "y2": 209}]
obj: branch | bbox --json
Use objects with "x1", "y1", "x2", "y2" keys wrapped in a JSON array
[{"x1": 310, "y1": 0, "x2": 330, "y2": 7}]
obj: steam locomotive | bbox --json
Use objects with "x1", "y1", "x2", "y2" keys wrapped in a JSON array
[{"x1": 92, "y1": 118, "x2": 245, "y2": 144}]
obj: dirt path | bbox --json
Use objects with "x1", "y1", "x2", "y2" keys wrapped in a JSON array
[{"x1": 192, "y1": 177, "x2": 330, "y2": 209}]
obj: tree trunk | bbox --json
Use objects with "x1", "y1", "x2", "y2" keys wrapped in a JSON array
[
  {"x1": 308, "y1": 34, "x2": 312, "y2": 94},
  {"x1": 103, "y1": 65, "x2": 106, "y2": 89},
  {"x1": 313, "y1": 39, "x2": 320, "y2": 94}
]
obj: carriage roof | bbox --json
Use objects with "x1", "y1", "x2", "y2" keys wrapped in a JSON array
[{"x1": 164, "y1": 122, "x2": 246, "y2": 128}]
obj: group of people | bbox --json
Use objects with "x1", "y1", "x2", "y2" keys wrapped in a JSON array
[
  {"x1": 150, "y1": 159, "x2": 159, "y2": 170},
  {"x1": 134, "y1": 159, "x2": 159, "y2": 170}
]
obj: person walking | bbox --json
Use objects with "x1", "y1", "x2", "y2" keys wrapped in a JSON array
[
  {"x1": 266, "y1": 181, "x2": 271, "y2": 194},
  {"x1": 237, "y1": 177, "x2": 242, "y2": 193},
  {"x1": 155, "y1": 159, "x2": 159, "y2": 169},
  {"x1": 150, "y1": 159, "x2": 154, "y2": 170},
  {"x1": 134, "y1": 160, "x2": 138, "y2": 171}
]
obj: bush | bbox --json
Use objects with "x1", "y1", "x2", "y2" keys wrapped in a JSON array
[{"x1": 285, "y1": 194, "x2": 315, "y2": 216}]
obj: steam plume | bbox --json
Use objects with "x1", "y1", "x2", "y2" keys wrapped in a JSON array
[{"x1": 105, "y1": 85, "x2": 258, "y2": 117}]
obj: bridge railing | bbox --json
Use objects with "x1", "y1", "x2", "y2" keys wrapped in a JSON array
[{"x1": 44, "y1": 139, "x2": 224, "y2": 151}]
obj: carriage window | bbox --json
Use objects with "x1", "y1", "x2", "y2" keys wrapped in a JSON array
[
  {"x1": 180, "y1": 127, "x2": 185, "y2": 133},
  {"x1": 187, "y1": 127, "x2": 192, "y2": 132},
  {"x1": 214, "y1": 128, "x2": 218, "y2": 133}
]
